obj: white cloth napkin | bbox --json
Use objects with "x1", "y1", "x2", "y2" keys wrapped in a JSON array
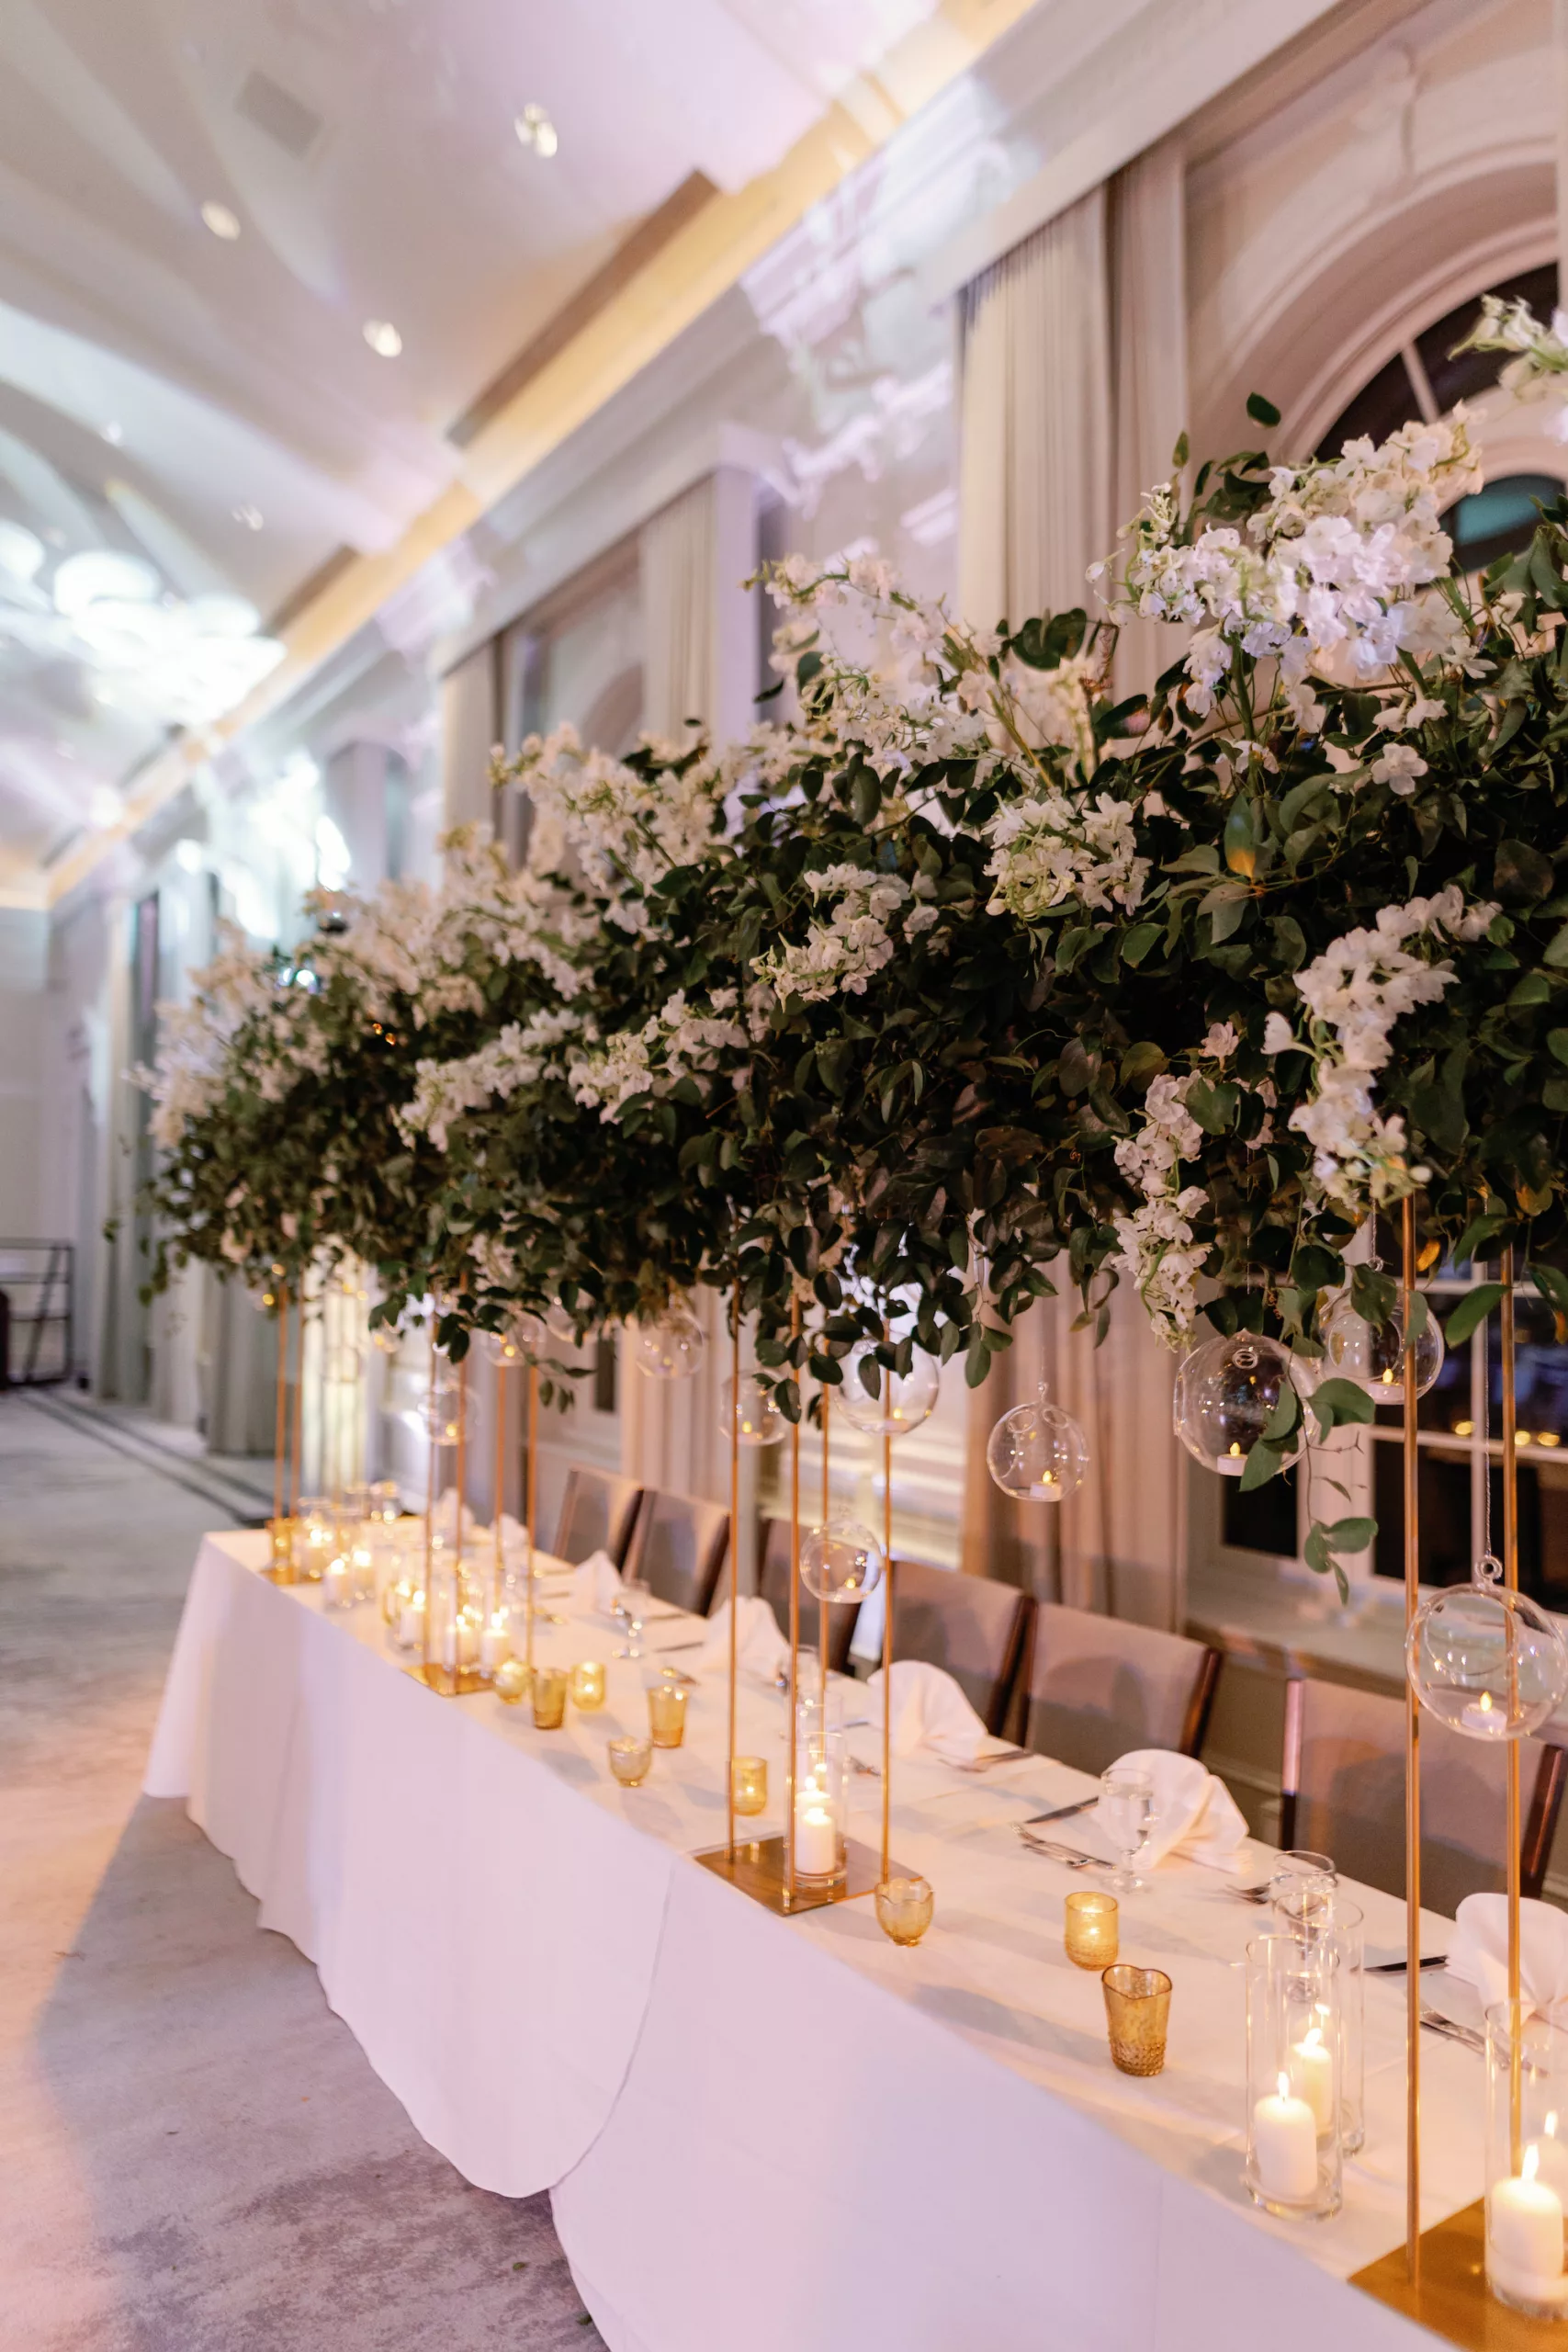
[
  {"x1": 864, "y1": 1660, "x2": 989, "y2": 1765},
  {"x1": 570, "y1": 1551, "x2": 625, "y2": 1614},
  {"x1": 699, "y1": 1597, "x2": 791, "y2": 1682},
  {"x1": 432, "y1": 1487, "x2": 479, "y2": 1535},
  {"x1": 1094, "y1": 1747, "x2": 1249, "y2": 1873},
  {"x1": 1448, "y1": 1895, "x2": 1568, "y2": 2021}
]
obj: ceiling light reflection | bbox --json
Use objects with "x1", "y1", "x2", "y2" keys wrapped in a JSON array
[
  {"x1": 362, "y1": 320, "x2": 402, "y2": 357},
  {"x1": 200, "y1": 201, "x2": 242, "y2": 240},
  {"x1": 232, "y1": 503, "x2": 264, "y2": 530},
  {"x1": 514, "y1": 104, "x2": 558, "y2": 157}
]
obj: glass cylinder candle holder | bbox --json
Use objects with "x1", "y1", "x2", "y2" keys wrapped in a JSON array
[
  {"x1": 570, "y1": 1661, "x2": 607, "y2": 1712},
  {"x1": 1244, "y1": 1934, "x2": 1342, "y2": 2219},
  {"x1": 389, "y1": 1583, "x2": 425, "y2": 1653},
  {"x1": 1484, "y1": 2003, "x2": 1568, "y2": 2316},
  {"x1": 875, "y1": 1875, "x2": 934, "y2": 1947},
  {"x1": 321, "y1": 1550, "x2": 356, "y2": 1611},
  {"x1": 1102, "y1": 1965, "x2": 1172, "y2": 2076},
  {"x1": 265, "y1": 1517, "x2": 299, "y2": 1585},
  {"x1": 492, "y1": 1657, "x2": 531, "y2": 1705},
  {"x1": 349, "y1": 1533, "x2": 378, "y2": 1604},
  {"x1": 647, "y1": 1678, "x2": 688, "y2": 1747},
  {"x1": 792, "y1": 1699, "x2": 848, "y2": 1884},
  {"x1": 531, "y1": 1666, "x2": 569, "y2": 1729},
  {"x1": 1065, "y1": 1891, "x2": 1119, "y2": 1970},
  {"x1": 609, "y1": 1735, "x2": 652, "y2": 1786},
  {"x1": 299, "y1": 1498, "x2": 334, "y2": 1582},
  {"x1": 1327, "y1": 1898, "x2": 1365, "y2": 2157},
  {"x1": 478, "y1": 1607, "x2": 513, "y2": 1681},
  {"x1": 424, "y1": 1557, "x2": 484, "y2": 1695},
  {"x1": 370, "y1": 1479, "x2": 400, "y2": 1524},
  {"x1": 731, "y1": 1756, "x2": 768, "y2": 1817}
]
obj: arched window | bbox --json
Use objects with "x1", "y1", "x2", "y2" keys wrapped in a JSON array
[{"x1": 1315, "y1": 264, "x2": 1559, "y2": 457}]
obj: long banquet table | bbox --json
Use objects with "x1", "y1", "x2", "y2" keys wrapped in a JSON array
[{"x1": 147, "y1": 1529, "x2": 1487, "y2": 2351}]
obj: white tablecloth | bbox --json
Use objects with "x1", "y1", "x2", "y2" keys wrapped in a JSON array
[{"x1": 148, "y1": 1532, "x2": 1485, "y2": 2351}]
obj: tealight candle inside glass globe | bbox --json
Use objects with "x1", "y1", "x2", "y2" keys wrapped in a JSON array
[
  {"x1": 479, "y1": 1315, "x2": 547, "y2": 1370},
  {"x1": 1407, "y1": 1562, "x2": 1568, "y2": 1739},
  {"x1": 837, "y1": 1342, "x2": 939, "y2": 1436},
  {"x1": 1172, "y1": 1330, "x2": 1313, "y2": 1476},
  {"x1": 418, "y1": 1379, "x2": 463, "y2": 1443},
  {"x1": 986, "y1": 1387, "x2": 1089, "y2": 1503},
  {"x1": 718, "y1": 1374, "x2": 784, "y2": 1447},
  {"x1": 799, "y1": 1517, "x2": 884, "y2": 1603},
  {"x1": 631, "y1": 1304, "x2": 705, "y2": 1379},
  {"x1": 369, "y1": 1322, "x2": 405, "y2": 1356},
  {"x1": 1321, "y1": 1289, "x2": 1444, "y2": 1399}
]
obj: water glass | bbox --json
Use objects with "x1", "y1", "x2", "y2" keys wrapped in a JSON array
[
  {"x1": 614, "y1": 1577, "x2": 652, "y2": 1659},
  {"x1": 1270, "y1": 1849, "x2": 1337, "y2": 1941},
  {"x1": 1100, "y1": 1768, "x2": 1154, "y2": 1892}
]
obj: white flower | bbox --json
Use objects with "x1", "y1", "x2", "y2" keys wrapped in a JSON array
[
  {"x1": 985, "y1": 791, "x2": 1148, "y2": 922},
  {"x1": 756, "y1": 865, "x2": 932, "y2": 1005},
  {"x1": 1261, "y1": 1012, "x2": 1296, "y2": 1055},
  {"x1": 1368, "y1": 741, "x2": 1427, "y2": 795},
  {"x1": 1201, "y1": 1022, "x2": 1238, "y2": 1063}
]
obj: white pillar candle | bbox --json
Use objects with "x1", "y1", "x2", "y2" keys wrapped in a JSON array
[
  {"x1": 795, "y1": 1798, "x2": 838, "y2": 1878},
  {"x1": 396, "y1": 1595, "x2": 425, "y2": 1648},
  {"x1": 480, "y1": 1615, "x2": 512, "y2": 1674},
  {"x1": 1490, "y1": 2147, "x2": 1566, "y2": 2306},
  {"x1": 322, "y1": 1556, "x2": 352, "y2": 1607},
  {"x1": 442, "y1": 1611, "x2": 482, "y2": 1672},
  {"x1": 1289, "y1": 2024, "x2": 1335, "y2": 2132},
  {"x1": 1254, "y1": 2074, "x2": 1319, "y2": 2204}
]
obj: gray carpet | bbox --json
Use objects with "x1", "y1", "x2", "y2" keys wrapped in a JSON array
[{"x1": 0, "y1": 1392, "x2": 602, "y2": 2349}]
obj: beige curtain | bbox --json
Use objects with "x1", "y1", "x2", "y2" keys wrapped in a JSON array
[
  {"x1": 439, "y1": 639, "x2": 500, "y2": 831},
  {"x1": 640, "y1": 476, "x2": 717, "y2": 744},
  {"x1": 957, "y1": 142, "x2": 1189, "y2": 1632}
]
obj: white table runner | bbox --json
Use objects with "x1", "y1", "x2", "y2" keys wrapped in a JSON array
[{"x1": 147, "y1": 1531, "x2": 1483, "y2": 2351}]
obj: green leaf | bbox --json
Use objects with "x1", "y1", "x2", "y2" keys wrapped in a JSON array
[
  {"x1": 1453, "y1": 1211, "x2": 1506, "y2": 1268},
  {"x1": 1238, "y1": 1439, "x2": 1284, "y2": 1491},
  {"x1": 1547, "y1": 1030, "x2": 1568, "y2": 1069},
  {"x1": 1530, "y1": 1261, "x2": 1568, "y2": 1319},
  {"x1": 1247, "y1": 391, "x2": 1282, "y2": 427},
  {"x1": 1545, "y1": 926, "x2": 1568, "y2": 970},
  {"x1": 1495, "y1": 839, "x2": 1556, "y2": 902},
  {"x1": 1322, "y1": 1516, "x2": 1376, "y2": 1551},
  {"x1": 1121, "y1": 924, "x2": 1163, "y2": 968},
  {"x1": 1444, "y1": 1282, "x2": 1507, "y2": 1347},
  {"x1": 1119, "y1": 1040, "x2": 1167, "y2": 1088},
  {"x1": 1310, "y1": 1376, "x2": 1376, "y2": 1438},
  {"x1": 1261, "y1": 1383, "x2": 1302, "y2": 1443}
]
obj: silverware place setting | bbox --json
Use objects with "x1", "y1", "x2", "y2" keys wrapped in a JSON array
[
  {"x1": 1016, "y1": 1828, "x2": 1100, "y2": 1869},
  {"x1": 1419, "y1": 2007, "x2": 1484, "y2": 2052}
]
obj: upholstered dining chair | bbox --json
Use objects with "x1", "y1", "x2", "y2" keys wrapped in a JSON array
[
  {"x1": 622, "y1": 1488, "x2": 731, "y2": 1617},
  {"x1": 888, "y1": 1562, "x2": 1032, "y2": 1737},
  {"x1": 1278, "y1": 1676, "x2": 1568, "y2": 1917},
  {"x1": 1020, "y1": 1602, "x2": 1222, "y2": 1776},
  {"x1": 551, "y1": 1467, "x2": 644, "y2": 1568},
  {"x1": 757, "y1": 1517, "x2": 861, "y2": 1672}
]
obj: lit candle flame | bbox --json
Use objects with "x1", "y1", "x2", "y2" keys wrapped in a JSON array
[{"x1": 1525, "y1": 2143, "x2": 1541, "y2": 2184}]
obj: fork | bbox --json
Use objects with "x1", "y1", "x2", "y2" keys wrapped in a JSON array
[
  {"x1": 1225, "y1": 1883, "x2": 1275, "y2": 1905},
  {"x1": 1017, "y1": 1829, "x2": 1099, "y2": 1869},
  {"x1": 1419, "y1": 2007, "x2": 1484, "y2": 2052}
]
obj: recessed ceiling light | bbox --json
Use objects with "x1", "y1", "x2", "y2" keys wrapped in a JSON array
[
  {"x1": 201, "y1": 199, "x2": 242, "y2": 241},
  {"x1": 514, "y1": 104, "x2": 558, "y2": 158},
  {"x1": 233, "y1": 503, "x2": 265, "y2": 531},
  {"x1": 101, "y1": 421, "x2": 123, "y2": 446},
  {"x1": 362, "y1": 319, "x2": 402, "y2": 358}
]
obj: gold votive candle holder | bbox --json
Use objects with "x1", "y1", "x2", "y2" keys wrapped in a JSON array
[
  {"x1": 492, "y1": 1658, "x2": 531, "y2": 1706},
  {"x1": 647, "y1": 1679, "x2": 687, "y2": 1747},
  {"x1": 731, "y1": 1756, "x2": 768, "y2": 1816},
  {"x1": 570, "y1": 1661, "x2": 607, "y2": 1712},
  {"x1": 1101, "y1": 1964, "x2": 1172, "y2": 2076},
  {"x1": 874, "y1": 1875, "x2": 934, "y2": 1947},
  {"x1": 531, "y1": 1666, "x2": 569, "y2": 1729},
  {"x1": 265, "y1": 1517, "x2": 298, "y2": 1585},
  {"x1": 1065, "y1": 1890, "x2": 1119, "y2": 1969},
  {"x1": 608, "y1": 1735, "x2": 652, "y2": 1786}
]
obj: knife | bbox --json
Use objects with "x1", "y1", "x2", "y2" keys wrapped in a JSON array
[
  {"x1": 1368, "y1": 1955, "x2": 1449, "y2": 1973},
  {"x1": 1021, "y1": 1796, "x2": 1099, "y2": 1826}
]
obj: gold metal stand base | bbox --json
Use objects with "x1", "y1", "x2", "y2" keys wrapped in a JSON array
[
  {"x1": 1352, "y1": 2202, "x2": 1565, "y2": 2347},
  {"x1": 405, "y1": 1662, "x2": 486, "y2": 1697},
  {"x1": 694, "y1": 1834, "x2": 899, "y2": 1916}
]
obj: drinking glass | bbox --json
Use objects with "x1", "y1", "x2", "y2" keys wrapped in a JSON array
[
  {"x1": 1102, "y1": 1965, "x2": 1172, "y2": 2075},
  {"x1": 1100, "y1": 1768, "x2": 1154, "y2": 1893},
  {"x1": 1270, "y1": 1850, "x2": 1338, "y2": 1942},
  {"x1": 614, "y1": 1577, "x2": 652, "y2": 1659}
]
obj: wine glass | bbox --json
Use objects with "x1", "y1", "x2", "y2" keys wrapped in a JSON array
[
  {"x1": 1100, "y1": 1768, "x2": 1154, "y2": 1894},
  {"x1": 614, "y1": 1577, "x2": 651, "y2": 1660}
]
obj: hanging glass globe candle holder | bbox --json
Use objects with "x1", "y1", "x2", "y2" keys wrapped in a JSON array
[
  {"x1": 369, "y1": 1322, "x2": 406, "y2": 1356},
  {"x1": 479, "y1": 1314, "x2": 547, "y2": 1370},
  {"x1": 986, "y1": 1383, "x2": 1089, "y2": 1503},
  {"x1": 1321, "y1": 1279, "x2": 1444, "y2": 1399},
  {"x1": 1406, "y1": 1555, "x2": 1568, "y2": 1740},
  {"x1": 837, "y1": 1341, "x2": 939, "y2": 1437},
  {"x1": 799, "y1": 1517, "x2": 885, "y2": 1603},
  {"x1": 1172, "y1": 1330, "x2": 1314, "y2": 1476},
  {"x1": 418, "y1": 1380, "x2": 463, "y2": 1444},
  {"x1": 717, "y1": 1374, "x2": 784, "y2": 1447},
  {"x1": 630, "y1": 1302, "x2": 705, "y2": 1379}
]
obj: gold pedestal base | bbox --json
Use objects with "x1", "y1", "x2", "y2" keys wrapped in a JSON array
[
  {"x1": 1352, "y1": 2202, "x2": 1565, "y2": 2347},
  {"x1": 694, "y1": 1834, "x2": 898, "y2": 1916},
  {"x1": 406, "y1": 1662, "x2": 486, "y2": 1697}
]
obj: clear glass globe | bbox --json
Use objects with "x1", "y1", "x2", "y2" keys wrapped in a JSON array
[
  {"x1": 369, "y1": 1323, "x2": 405, "y2": 1356},
  {"x1": 837, "y1": 1342, "x2": 939, "y2": 1436},
  {"x1": 1172, "y1": 1330, "x2": 1314, "y2": 1476},
  {"x1": 985, "y1": 1387, "x2": 1088, "y2": 1503},
  {"x1": 1407, "y1": 1564, "x2": 1568, "y2": 1739},
  {"x1": 1322, "y1": 1289, "x2": 1444, "y2": 1399},
  {"x1": 630, "y1": 1303, "x2": 705, "y2": 1379},
  {"x1": 799, "y1": 1516, "x2": 884, "y2": 1603},
  {"x1": 478, "y1": 1315, "x2": 547, "y2": 1369},
  {"x1": 417, "y1": 1380, "x2": 463, "y2": 1443},
  {"x1": 718, "y1": 1374, "x2": 784, "y2": 1447}
]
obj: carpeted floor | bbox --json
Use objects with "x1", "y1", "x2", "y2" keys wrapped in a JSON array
[{"x1": 0, "y1": 1392, "x2": 603, "y2": 2350}]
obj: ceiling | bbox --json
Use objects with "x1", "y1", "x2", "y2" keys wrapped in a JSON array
[{"x1": 0, "y1": 0, "x2": 944, "y2": 891}]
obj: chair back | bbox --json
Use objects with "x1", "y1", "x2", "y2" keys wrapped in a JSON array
[
  {"x1": 1282, "y1": 1676, "x2": 1568, "y2": 1916},
  {"x1": 551, "y1": 1467, "x2": 644, "y2": 1568},
  {"x1": 624, "y1": 1488, "x2": 730, "y2": 1617},
  {"x1": 758, "y1": 1518, "x2": 860, "y2": 1672},
  {"x1": 889, "y1": 1562, "x2": 1032, "y2": 1736},
  {"x1": 1021, "y1": 1601, "x2": 1221, "y2": 1776}
]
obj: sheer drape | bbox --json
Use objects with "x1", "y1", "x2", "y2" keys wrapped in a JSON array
[
  {"x1": 640, "y1": 476, "x2": 717, "y2": 744},
  {"x1": 957, "y1": 141, "x2": 1189, "y2": 1631},
  {"x1": 439, "y1": 640, "x2": 500, "y2": 831}
]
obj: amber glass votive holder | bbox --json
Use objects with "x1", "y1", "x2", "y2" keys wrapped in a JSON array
[
  {"x1": 609, "y1": 1735, "x2": 652, "y2": 1786},
  {"x1": 875, "y1": 1875, "x2": 934, "y2": 1947},
  {"x1": 1065, "y1": 1891, "x2": 1119, "y2": 1970},
  {"x1": 265, "y1": 1517, "x2": 298, "y2": 1585},
  {"x1": 492, "y1": 1658, "x2": 531, "y2": 1706},
  {"x1": 1102, "y1": 1964, "x2": 1172, "y2": 2076},
  {"x1": 570, "y1": 1661, "x2": 607, "y2": 1712},
  {"x1": 731, "y1": 1756, "x2": 768, "y2": 1817},
  {"x1": 647, "y1": 1680, "x2": 687, "y2": 1747},
  {"x1": 531, "y1": 1666, "x2": 569, "y2": 1729}
]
